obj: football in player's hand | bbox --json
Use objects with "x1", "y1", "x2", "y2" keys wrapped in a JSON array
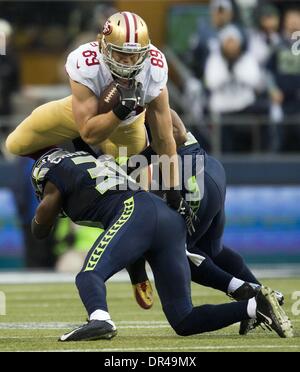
[{"x1": 98, "y1": 81, "x2": 120, "y2": 113}]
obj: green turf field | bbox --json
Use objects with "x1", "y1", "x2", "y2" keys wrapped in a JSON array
[{"x1": 0, "y1": 278, "x2": 299, "y2": 352}]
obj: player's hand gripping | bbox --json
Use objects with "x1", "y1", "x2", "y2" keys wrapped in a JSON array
[
  {"x1": 113, "y1": 80, "x2": 142, "y2": 120},
  {"x1": 166, "y1": 188, "x2": 198, "y2": 236}
]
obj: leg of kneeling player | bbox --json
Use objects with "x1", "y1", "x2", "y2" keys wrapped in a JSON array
[
  {"x1": 202, "y1": 156, "x2": 261, "y2": 286},
  {"x1": 188, "y1": 242, "x2": 258, "y2": 301},
  {"x1": 60, "y1": 193, "x2": 157, "y2": 341},
  {"x1": 144, "y1": 196, "x2": 253, "y2": 336},
  {"x1": 213, "y1": 245, "x2": 261, "y2": 286},
  {"x1": 187, "y1": 249, "x2": 235, "y2": 293}
]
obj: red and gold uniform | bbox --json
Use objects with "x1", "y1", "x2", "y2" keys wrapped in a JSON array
[{"x1": 6, "y1": 12, "x2": 168, "y2": 160}]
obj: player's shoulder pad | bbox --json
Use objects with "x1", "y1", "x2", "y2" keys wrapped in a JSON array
[
  {"x1": 66, "y1": 41, "x2": 101, "y2": 80},
  {"x1": 148, "y1": 44, "x2": 168, "y2": 83}
]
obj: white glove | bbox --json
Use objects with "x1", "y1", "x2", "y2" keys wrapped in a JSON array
[{"x1": 185, "y1": 249, "x2": 206, "y2": 267}]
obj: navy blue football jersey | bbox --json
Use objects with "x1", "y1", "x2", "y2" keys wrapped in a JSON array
[
  {"x1": 177, "y1": 140, "x2": 206, "y2": 213},
  {"x1": 44, "y1": 152, "x2": 140, "y2": 228}
]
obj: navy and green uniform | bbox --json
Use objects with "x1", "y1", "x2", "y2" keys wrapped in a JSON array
[
  {"x1": 41, "y1": 150, "x2": 250, "y2": 335},
  {"x1": 178, "y1": 135, "x2": 226, "y2": 257},
  {"x1": 178, "y1": 134, "x2": 259, "y2": 291}
]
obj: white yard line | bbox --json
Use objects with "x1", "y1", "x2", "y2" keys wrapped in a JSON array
[
  {"x1": 16, "y1": 345, "x2": 300, "y2": 352},
  {"x1": 0, "y1": 319, "x2": 299, "y2": 329},
  {"x1": 0, "y1": 322, "x2": 170, "y2": 330},
  {"x1": 0, "y1": 266, "x2": 299, "y2": 284},
  {"x1": 88, "y1": 345, "x2": 300, "y2": 352}
]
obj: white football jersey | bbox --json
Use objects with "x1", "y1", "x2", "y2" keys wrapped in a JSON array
[{"x1": 65, "y1": 41, "x2": 168, "y2": 125}]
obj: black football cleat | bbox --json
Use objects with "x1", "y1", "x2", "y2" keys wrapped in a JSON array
[
  {"x1": 230, "y1": 282, "x2": 260, "y2": 335},
  {"x1": 229, "y1": 283, "x2": 286, "y2": 336},
  {"x1": 255, "y1": 286, "x2": 293, "y2": 338},
  {"x1": 59, "y1": 320, "x2": 117, "y2": 342},
  {"x1": 239, "y1": 317, "x2": 263, "y2": 335}
]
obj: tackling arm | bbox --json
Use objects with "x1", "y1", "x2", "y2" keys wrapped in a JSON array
[
  {"x1": 146, "y1": 88, "x2": 179, "y2": 188},
  {"x1": 70, "y1": 79, "x2": 122, "y2": 146},
  {"x1": 129, "y1": 109, "x2": 188, "y2": 170},
  {"x1": 144, "y1": 101, "x2": 198, "y2": 236},
  {"x1": 32, "y1": 181, "x2": 63, "y2": 240}
]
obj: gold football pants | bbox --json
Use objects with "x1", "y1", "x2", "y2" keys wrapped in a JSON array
[{"x1": 5, "y1": 95, "x2": 147, "y2": 158}]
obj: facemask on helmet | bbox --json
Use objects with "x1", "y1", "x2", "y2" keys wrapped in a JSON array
[
  {"x1": 31, "y1": 148, "x2": 68, "y2": 201},
  {"x1": 100, "y1": 12, "x2": 150, "y2": 79}
]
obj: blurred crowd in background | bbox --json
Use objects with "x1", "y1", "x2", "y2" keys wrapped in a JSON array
[
  {"x1": 183, "y1": 0, "x2": 300, "y2": 153},
  {"x1": 0, "y1": 0, "x2": 300, "y2": 270}
]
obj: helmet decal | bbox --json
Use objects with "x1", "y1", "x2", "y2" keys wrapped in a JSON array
[{"x1": 103, "y1": 20, "x2": 112, "y2": 36}]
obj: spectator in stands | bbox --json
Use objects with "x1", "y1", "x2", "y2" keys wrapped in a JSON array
[
  {"x1": 246, "y1": 4, "x2": 283, "y2": 151},
  {"x1": 0, "y1": 19, "x2": 19, "y2": 116},
  {"x1": 0, "y1": 19, "x2": 20, "y2": 157},
  {"x1": 267, "y1": 8, "x2": 300, "y2": 151},
  {"x1": 191, "y1": 0, "x2": 241, "y2": 79},
  {"x1": 248, "y1": 3, "x2": 281, "y2": 67},
  {"x1": 204, "y1": 25, "x2": 267, "y2": 152}
]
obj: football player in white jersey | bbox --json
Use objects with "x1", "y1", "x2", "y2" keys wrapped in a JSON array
[{"x1": 67, "y1": 12, "x2": 180, "y2": 190}]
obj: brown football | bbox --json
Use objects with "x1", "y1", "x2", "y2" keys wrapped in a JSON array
[{"x1": 98, "y1": 81, "x2": 120, "y2": 113}]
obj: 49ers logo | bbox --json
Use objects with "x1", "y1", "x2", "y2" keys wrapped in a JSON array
[{"x1": 103, "y1": 20, "x2": 112, "y2": 36}]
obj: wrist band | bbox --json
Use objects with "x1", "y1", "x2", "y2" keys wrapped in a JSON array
[{"x1": 113, "y1": 103, "x2": 132, "y2": 121}]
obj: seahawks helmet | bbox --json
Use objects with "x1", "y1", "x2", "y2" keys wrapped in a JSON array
[{"x1": 31, "y1": 148, "x2": 68, "y2": 201}]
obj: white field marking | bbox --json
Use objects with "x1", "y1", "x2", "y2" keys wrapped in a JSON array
[
  {"x1": 0, "y1": 323, "x2": 172, "y2": 330},
  {"x1": 0, "y1": 332, "x2": 283, "y2": 339},
  {"x1": 0, "y1": 333, "x2": 243, "y2": 340},
  {"x1": 88, "y1": 345, "x2": 300, "y2": 352},
  {"x1": 117, "y1": 320, "x2": 168, "y2": 324},
  {"x1": 0, "y1": 319, "x2": 298, "y2": 330},
  {"x1": 1, "y1": 265, "x2": 299, "y2": 284},
  {"x1": 0, "y1": 323, "x2": 80, "y2": 329},
  {"x1": 9, "y1": 294, "x2": 224, "y2": 301},
  {"x1": 12, "y1": 295, "x2": 77, "y2": 301},
  {"x1": 12, "y1": 304, "x2": 50, "y2": 308},
  {"x1": 0, "y1": 336, "x2": 57, "y2": 340},
  {"x1": 0, "y1": 324, "x2": 290, "y2": 336},
  {"x1": 15, "y1": 345, "x2": 300, "y2": 353}
]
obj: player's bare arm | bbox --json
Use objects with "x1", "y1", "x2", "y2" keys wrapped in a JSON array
[
  {"x1": 70, "y1": 79, "x2": 122, "y2": 146},
  {"x1": 139, "y1": 109, "x2": 187, "y2": 160},
  {"x1": 170, "y1": 109, "x2": 188, "y2": 147},
  {"x1": 146, "y1": 88, "x2": 179, "y2": 188},
  {"x1": 31, "y1": 181, "x2": 63, "y2": 240}
]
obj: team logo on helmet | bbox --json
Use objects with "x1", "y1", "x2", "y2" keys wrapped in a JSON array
[{"x1": 103, "y1": 20, "x2": 112, "y2": 36}]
